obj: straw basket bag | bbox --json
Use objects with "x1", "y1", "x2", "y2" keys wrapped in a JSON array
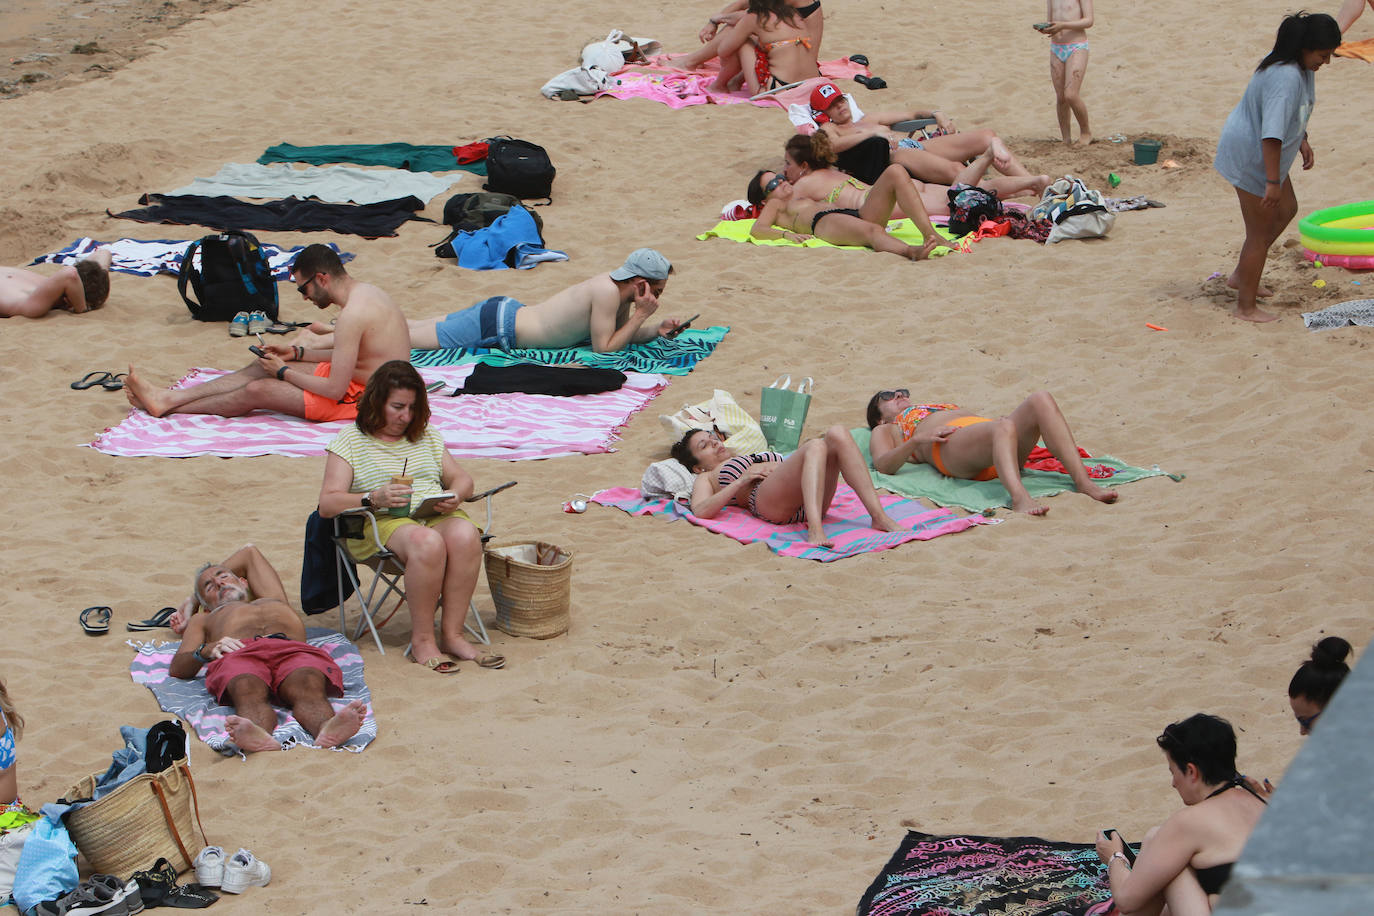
[
  {"x1": 485, "y1": 541, "x2": 573, "y2": 638},
  {"x1": 64, "y1": 758, "x2": 208, "y2": 876}
]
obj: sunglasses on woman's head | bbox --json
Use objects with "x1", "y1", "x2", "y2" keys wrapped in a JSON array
[{"x1": 877, "y1": 389, "x2": 909, "y2": 401}]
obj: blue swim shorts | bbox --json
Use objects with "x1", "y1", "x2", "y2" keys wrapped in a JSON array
[{"x1": 433, "y1": 296, "x2": 523, "y2": 350}]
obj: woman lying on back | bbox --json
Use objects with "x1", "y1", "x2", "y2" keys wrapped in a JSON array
[{"x1": 671, "y1": 425, "x2": 905, "y2": 547}]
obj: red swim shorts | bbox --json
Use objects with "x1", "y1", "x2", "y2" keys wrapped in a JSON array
[
  {"x1": 204, "y1": 638, "x2": 343, "y2": 703},
  {"x1": 301, "y1": 361, "x2": 366, "y2": 422}
]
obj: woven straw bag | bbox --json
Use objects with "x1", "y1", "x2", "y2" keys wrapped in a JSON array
[
  {"x1": 485, "y1": 541, "x2": 573, "y2": 638},
  {"x1": 64, "y1": 758, "x2": 208, "y2": 876}
]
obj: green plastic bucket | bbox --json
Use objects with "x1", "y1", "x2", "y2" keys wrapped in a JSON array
[{"x1": 1133, "y1": 138, "x2": 1162, "y2": 165}]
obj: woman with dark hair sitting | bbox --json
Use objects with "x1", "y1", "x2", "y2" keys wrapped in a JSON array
[
  {"x1": 670, "y1": 425, "x2": 905, "y2": 548},
  {"x1": 319, "y1": 360, "x2": 503, "y2": 674},
  {"x1": 865, "y1": 387, "x2": 1118, "y2": 516},
  {"x1": 1288, "y1": 636, "x2": 1352, "y2": 735},
  {"x1": 1094, "y1": 713, "x2": 1267, "y2": 915}
]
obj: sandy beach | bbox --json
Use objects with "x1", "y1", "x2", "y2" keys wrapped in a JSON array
[{"x1": 2, "y1": 0, "x2": 1372, "y2": 911}]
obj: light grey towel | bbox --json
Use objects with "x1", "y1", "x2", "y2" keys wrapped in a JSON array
[
  {"x1": 1302, "y1": 298, "x2": 1374, "y2": 330},
  {"x1": 166, "y1": 162, "x2": 462, "y2": 205}
]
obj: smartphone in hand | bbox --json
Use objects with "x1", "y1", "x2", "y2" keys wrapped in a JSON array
[
  {"x1": 666, "y1": 313, "x2": 701, "y2": 339},
  {"x1": 249, "y1": 345, "x2": 267, "y2": 357}
]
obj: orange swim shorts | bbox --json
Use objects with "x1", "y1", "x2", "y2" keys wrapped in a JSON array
[
  {"x1": 301, "y1": 361, "x2": 366, "y2": 422},
  {"x1": 929, "y1": 416, "x2": 999, "y2": 481}
]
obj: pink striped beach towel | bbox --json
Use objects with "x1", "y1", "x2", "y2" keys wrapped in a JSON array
[
  {"x1": 597, "y1": 55, "x2": 868, "y2": 110},
  {"x1": 592, "y1": 484, "x2": 991, "y2": 561},
  {"x1": 91, "y1": 364, "x2": 668, "y2": 460}
]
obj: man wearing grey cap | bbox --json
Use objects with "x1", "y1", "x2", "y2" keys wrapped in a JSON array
[{"x1": 402, "y1": 247, "x2": 683, "y2": 354}]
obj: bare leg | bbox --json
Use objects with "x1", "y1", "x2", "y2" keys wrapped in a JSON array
[
  {"x1": 1336, "y1": 0, "x2": 1373, "y2": 32},
  {"x1": 679, "y1": 32, "x2": 725, "y2": 70},
  {"x1": 1062, "y1": 47, "x2": 1091, "y2": 145},
  {"x1": 1050, "y1": 53, "x2": 1073, "y2": 145},
  {"x1": 817, "y1": 425, "x2": 906, "y2": 536},
  {"x1": 919, "y1": 130, "x2": 1033, "y2": 176},
  {"x1": 224, "y1": 675, "x2": 283, "y2": 753},
  {"x1": 125, "y1": 362, "x2": 307, "y2": 418},
  {"x1": 431, "y1": 517, "x2": 487, "y2": 662},
  {"x1": 406, "y1": 317, "x2": 443, "y2": 350},
  {"x1": 1006, "y1": 391, "x2": 1119, "y2": 504},
  {"x1": 860, "y1": 165, "x2": 942, "y2": 244},
  {"x1": 812, "y1": 213, "x2": 936, "y2": 260},
  {"x1": 275, "y1": 667, "x2": 351, "y2": 739},
  {"x1": 1227, "y1": 183, "x2": 1297, "y2": 322},
  {"x1": 384, "y1": 525, "x2": 448, "y2": 666}
]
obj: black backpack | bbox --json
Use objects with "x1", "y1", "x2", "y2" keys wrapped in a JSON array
[
  {"x1": 945, "y1": 184, "x2": 1004, "y2": 237},
  {"x1": 482, "y1": 136, "x2": 555, "y2": 203},
  {"x1": 442, "y1": 191, "x2": 543, "y2": 234},
  {"x1": 177, "y1": 230, "x2": 279, "y2": 322}
]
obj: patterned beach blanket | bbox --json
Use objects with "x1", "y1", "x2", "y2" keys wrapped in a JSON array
[
  {"x1": 128, "y1": 629, "x2": 376, "y2": 756},
  {"x1": 857, "y1": 830, "x2": 1114, "y2": 916},
  {"x1": 30, "y1": 237, "x2": 353, "y2": 279},
  {"x1": 852, "y1": 427, "x2": 1177, "y2": 513},
  {"x1": 698, "y1": 217, "x2": 962, "y2": 255},
  {"x1": 591, "y1": 484, "x2": 990, "y2": 562},
  {"x1": 90, "y1": 364, "x2": 668, "y2": 460},
  {"x1": 598, "y1": 55, "x2": 868, "y2": 110},
  {"x1": 409, "y1": 326, "x2": 729, "y2": 376}
]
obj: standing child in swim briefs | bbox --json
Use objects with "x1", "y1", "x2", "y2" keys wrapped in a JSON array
[{"x1": 1038, "y1": 0, "x2": 1094, "y2": 146}]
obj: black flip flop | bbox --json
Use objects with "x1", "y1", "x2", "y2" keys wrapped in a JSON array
[
  {"x1": 854, "y1": 74, "x2": 887, "y2": 90},
  {"x1": 848, "y1": 53, "x2": 869, "y2": 66},
  {"x1": 79, "y1": 605, "x2": 112, "y2": 635},
  {"x1": 100, "y1": 372, "x2": 127, "y2": 391},
  {"x1": 263, "y1": 320, "x2": 311, "y2": 334},
  {"x1": 71, "y1": 370, "x2": 116, "y2": 390},
  {"x1": 126, "y1": 606, "x2": 177, "y2": 632}
]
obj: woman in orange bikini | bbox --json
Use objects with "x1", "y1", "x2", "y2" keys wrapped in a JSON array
[
  {"x1": 866, "y1": 388, "x2": 1119, "y2": 515},
  {"x1": 680, "y1": 0, "x2": 823, "y2": 80},
  {"x1": 712, "y1": 0, "x2": 822, "y2": 94}
]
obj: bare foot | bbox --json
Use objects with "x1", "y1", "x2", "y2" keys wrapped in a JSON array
[
  {"x1": 1078, "y1": 132, "x2": 1093, "y2": 146},
  {"x1": 1031, "y1": 174, "x2": 1052, "y2": 195},
  {"x1": 225, "y1": 715, "x2": 282, "y2": 753},
  {"x1": 908, "y1": 236, "x2": 941, "y2": 261},
  {"x1": 1235, "y1": 305, "x2": 1279, "y2": 323},
  {"x1": 1079, "y1": 482, "x2": 1119, "y2": 504},
  {"x1": 1227, "y1": 274, "x2": 1274, "y2": 297},
  {"x1": 871, "y1": 512, "x2": 907, "y2": 534},
  {"x1": 990, "y1": 137, "x2": 1014, "y2": 172},
  {"x1": 1062, "y1": 135, "x2": 1075, "y2": 148},
  {"x1": 123, "y1": 365, "x2": 170, "y2": 417},
  {"x1": 315, "y1": 699, "x2": 367, "y2": 748},
  {"x1": 1011, "y1": 496, "x2": 1050, "y2": 516},
  {"x1": 439, "y1": 635, "x2": 484, "y2": 662},
  {"x1": 806, "y1": 524, "x2": 836, "y2": 548}
]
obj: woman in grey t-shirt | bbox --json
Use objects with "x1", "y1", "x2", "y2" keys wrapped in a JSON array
[{"x1": 1214, "y1": 12, "x2": 1340, "y2": 322}]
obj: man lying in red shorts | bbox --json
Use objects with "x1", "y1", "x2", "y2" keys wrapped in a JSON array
[
  {"x1": 125, "y1": 244, "x2": 410, "y2": 421},
  {"x1": 169, "y1": 545, "x2": 367, "y2": 753}
]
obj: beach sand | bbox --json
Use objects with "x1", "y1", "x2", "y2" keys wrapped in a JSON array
[{"x1": 2, "y1": 0, "x2": 1372, "y2": 911}]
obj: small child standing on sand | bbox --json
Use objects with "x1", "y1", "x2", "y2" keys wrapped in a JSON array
[{"x1": 1038, "y1": 0, "x2": 1094, "y2": 146}]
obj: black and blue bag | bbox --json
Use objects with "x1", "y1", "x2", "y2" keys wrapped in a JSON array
[{"x1": 177, "y1": 229, "x2": 278, "y2": 322}]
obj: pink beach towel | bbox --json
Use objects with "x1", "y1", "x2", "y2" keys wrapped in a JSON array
[
  {"x1": 592, "y1": 484, "x2": 990, "y2": 561},
  {"x1": 91, "y1": 364, "x2": 668, "y2": 460},
  {"x1": 596, "y1": 55, "x2": 868, "y2": 110}
]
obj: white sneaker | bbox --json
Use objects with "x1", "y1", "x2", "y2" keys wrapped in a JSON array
[
  {"x1": 220, "y1": 847, "x2": 271, "y2": 894},
  {"x1": 229, "y1": 312, "x2": 251, "y2": 337},
  {"x1": 193, "y1": 845, "x2": 225, "y2": 887},
  {"x1": 247, "y1": 311, "x2": 270, "y2": 335}
]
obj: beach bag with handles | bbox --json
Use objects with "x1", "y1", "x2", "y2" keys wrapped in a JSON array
[
  {"x1": 177, "y1": 229, "x2": 278, "y2": 322},
  {"x1": 63, "y1": 720, "x2": 209, "y2": 876},
  {"x1": 483, "y1": 136, "x2": 556, "y2": 204},
  {"x1": 760, "y1": 375, "x2": 813, "y2": 452}
]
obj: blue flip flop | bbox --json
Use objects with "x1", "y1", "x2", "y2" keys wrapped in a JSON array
[{"x1": 80, "y1": 605, "x2": 112, "y2": 635}]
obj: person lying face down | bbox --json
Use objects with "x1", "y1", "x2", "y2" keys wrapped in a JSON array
[
  {"x1": 745, "y1": 168, "x2": 941, "y2": 260},
  {"x1": 669, "y1": 425, "x2": 905, "y2": 548},
  {"x1": 1094, "y1": 714, "x2": 1267, "y2": 914},
  {"x1": 402, "y1": 248, "x2": 686, "y2": 354},
  {"x1": 865, "y1": 387, "x2": 1119, "y2": 516},
  {"x1": 168, "y1": 545, "x2": 367, "y2": 753},
  {"x1": 0, "y1": 248, "x2": 111, "y2": 318}
]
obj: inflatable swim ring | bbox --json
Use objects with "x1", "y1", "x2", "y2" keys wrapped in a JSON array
[{"x1": 1300, "y1": 200, "x2": 1374, "y2": 268}]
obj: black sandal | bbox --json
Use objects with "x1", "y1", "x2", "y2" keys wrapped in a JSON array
[
  {"x1": 853, "y1": 74, "x2": 887, "y2": 90},
  {"x1": 71, "y1": 370, "x2": 117, "y2": 390},
  {"x1": 79, "y1": 605, "x2": 111, "y2": 635},
  {"x1": 127, "y1": 607, "x2": 178, "y2": 631},
  {"x1": 132, "y1": 857, "x2": 220, "y2": 909}
]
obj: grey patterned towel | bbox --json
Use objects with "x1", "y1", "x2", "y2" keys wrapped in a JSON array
[{"x1": 1303, "y1": 298, "x2": 1374, "y2": 330}]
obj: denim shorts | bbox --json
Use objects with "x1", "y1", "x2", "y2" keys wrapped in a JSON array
[{"x1": 433, "y1": 295, "x2": 523, "y2": 350}]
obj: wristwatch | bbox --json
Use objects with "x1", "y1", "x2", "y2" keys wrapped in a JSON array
[
  {"x1": 192, "y1": 643, "x2": 209, "y2": 664},
  {"x1": 361, "y1": 493, "x2": 372, "y2": 510},
  {"x1": 276, "y1": 365, "x2": 289, "y2": 380}
]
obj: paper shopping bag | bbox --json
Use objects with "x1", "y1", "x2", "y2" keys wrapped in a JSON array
[{"x1": 759, "y1": 375, "x2": 812, "y2": 452}]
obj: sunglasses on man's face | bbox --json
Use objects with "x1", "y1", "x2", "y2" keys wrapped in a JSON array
[
  {"x1": 877, "y1": 389, "x2": 910, "y2": 401},
  {"x1": 295, "y1": 274, "x2": 315, "y2": 297}
]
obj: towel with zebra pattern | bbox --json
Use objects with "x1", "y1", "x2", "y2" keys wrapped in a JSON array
[{"x1": 409, "y1": 325, "x2": 728, "y2": 376}]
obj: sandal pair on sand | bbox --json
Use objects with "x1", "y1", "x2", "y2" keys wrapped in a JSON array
[
  {"x1": 133, "y1": 856, "x2": 219, "y2": 908},
  {"x1": 79, "y1": 605, "x2": 177, "y2": 635},
  {"x1": 71, "y1": 370, "x2": 127, "y2": 391},
  {"x1": 406, "y1": 647, "x2": 505, "y2": 675}
]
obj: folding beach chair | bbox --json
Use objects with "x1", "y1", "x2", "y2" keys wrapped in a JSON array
[{"x1": 332, "y1": 481, "x2": 517, "y2": 653}]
